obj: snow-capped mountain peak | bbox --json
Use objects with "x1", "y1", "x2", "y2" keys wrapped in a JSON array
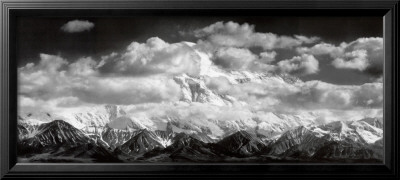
[{"x1": 173, "y1": 74, "x2": 234, "y2": 106}]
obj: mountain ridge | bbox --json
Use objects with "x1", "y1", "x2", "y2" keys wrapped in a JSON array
[{"x1": 17, "y1": 119, "x2": 383, "y2": 162}]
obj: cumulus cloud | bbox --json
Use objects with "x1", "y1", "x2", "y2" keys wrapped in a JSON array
[
  {"x1": 294, "y1": 35, "x2": 320, "y2": 44},
  {"x1": 204, "y1": 76, "x2": 232, "y2": 94},
  {"x1": 194, "y1": 21, "x2": 320, "y2": 50},
  {"x1": 18, "y1": 53, "x2": 182, "y2": 106},
  {"x1": 352, "y1": 83, "x2": 383, "y2": 107},
  {"x1": 188, "y1": 21, "x2": 324, "y2": 74},
  {"x1": 68, "y1": 57, "x2": 98, "y2": 76},
  {"x1": 204, "y1": 74, "x2": 382, "y2": 113},
  {"x1": 298, "y1": 37, "x2": 383, "y2": 76},
  {"x1": 277, "y1": 54, "x2": 319, "y2": 75},
  {"x1": 259, "y1": 51, "x2": 277, "y2": 63},
  {"x1": 99, "y1": 37, "x2": 202, "y2": 76},
  {"x1": 18, "y1": 95, "x2": 86, "y2": 113},
  {"x1": 332, "y1": 49, "x2": 369, "y2": 71},
  {"x1": 27, "y1": 53, "x2": 68, "y2": 73},
  {"x1": 72, "y1": 76, "x2": 181, "y2": 105},
  {"x1": 61, "y1": 20, "x2": 94, "y2": 33},
  {"x1": 297, "y1": 42, "x2": 343, "y2": 56},
  {"x1": 18, "y1": 54, "x2": 69, "y2": 100},
  {"x1": 19, "y1": 96, "x2": 38, "y2": 107},
  {"x1": 276, "y1": 81, "x2": 383, "y2": 110},
  {"x1": 342, "y1": 38, "x2": 383, "y2": 76},
  {"x1": 213, "y1": 47, "x2": 257, "y2": 70},
  {"x1": 193, "y1": 43, "x2": 278, "y2": 72},
  {"x1": 279, "y1": 81, "x2": 353, "y2": 110}
]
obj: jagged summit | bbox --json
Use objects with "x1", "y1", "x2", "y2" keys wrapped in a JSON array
[
  {"x1": 39, "y1": 119, "x2": 72, "y2": 129},
  {"x1": 173, "y1": 74, "x2": 234, "y2": 106},
  {"x1": 216, "y1": 130, "x2": 266, "y2": 156},
  {"x1": 269, "y1": 125, "x2": 324, "y2": 156},
  {"x1": 359, "y1": 117, "x2": 383, "y2": 129},
  {"x1": 169, "y1": 134, "x2": 204, "y2": 149},
  {"x1": 29, "y1": 120, "x2": 91, "y2": 147},
  {"x1": 118, "y1": 129, "x2": 165, "y2": 156}
]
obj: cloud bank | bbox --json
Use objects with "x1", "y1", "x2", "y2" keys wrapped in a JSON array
[
  {"x1": 19, "y1": 53, "x2": 181, "y2": 106},
  {"x1": 19, "y1": 21, "x2": 384, "y2": 127}
]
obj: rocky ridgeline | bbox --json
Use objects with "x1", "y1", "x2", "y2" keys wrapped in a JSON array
[{"x1": 17, "y1": 118, "x2": 383, "y2": 163}]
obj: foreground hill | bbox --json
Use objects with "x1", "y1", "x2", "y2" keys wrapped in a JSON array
[{"x1": 17, "y1": 120, "x2": 120, "y2": 162}]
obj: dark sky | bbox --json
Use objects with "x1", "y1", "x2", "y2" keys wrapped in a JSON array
[{"x1": 16, "y1": 16, "x2": 383, "y2": 84}]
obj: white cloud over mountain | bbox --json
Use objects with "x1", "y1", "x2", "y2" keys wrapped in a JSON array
[
  {"x1": 214, "y1": 47, "x2": 257, "y2": 70},
  {"x1": 19, "y1": 21, "x2": 383, "y2": 133},
  {"x1": 19, "y1": 53, "x2": 181, "y2": 106},
  {"x1": 99, "y1": 37, "x2": 203, "y2": 76}
]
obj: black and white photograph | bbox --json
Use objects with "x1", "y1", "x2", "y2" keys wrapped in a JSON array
[{"x1": 16, "y1": 16, "x2": 384, "y2": 163}]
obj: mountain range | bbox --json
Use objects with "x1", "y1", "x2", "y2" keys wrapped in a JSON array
[
  {"x1": 17, "y1": 115, "x2": 383, "y2": 163},
  {"x1": 17, "y1": 66, "x2": 383, "y2": 163}
]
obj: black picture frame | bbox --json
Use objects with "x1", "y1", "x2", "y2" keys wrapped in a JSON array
[{"x1": 0, "y1": 0, "x2": 399, "y2": 179}]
